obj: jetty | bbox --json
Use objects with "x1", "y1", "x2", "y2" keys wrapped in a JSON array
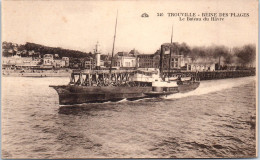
[
  {"x1": 70, "y1": 69, "x2": 255, "y2": 86},
  {"x1": 166, "y1": 70, "x2": 255, "y2": 80}
]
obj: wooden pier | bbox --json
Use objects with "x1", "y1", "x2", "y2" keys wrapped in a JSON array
[
  {"x1": 165, "y1": 70, "x2": 256, "y2": 80},
  {"x1": 71, "y1": 69, "x2": 255, "y2": 86}
]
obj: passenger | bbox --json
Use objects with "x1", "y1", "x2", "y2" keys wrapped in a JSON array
[
  {"x1": 75, "y1": 78, "x2": 81, "y2": 85},
  {"x1": 177, "y1": 75, "x2": 181, "y2": 81}
]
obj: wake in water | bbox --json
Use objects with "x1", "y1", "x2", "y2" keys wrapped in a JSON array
[
  {"x1": 165, "y1": 76, "x2": 256, "y2": 100},
  {"x1": 58, "y1": 76, "x2": 255, "y2": 106}
]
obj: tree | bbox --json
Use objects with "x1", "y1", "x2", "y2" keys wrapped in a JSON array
[
  {"x1": 212, "y1": 45, "x2": 229, "y2": 59},
  {"x1": 178, "y1": 42, "x2": 191, "y2": 56},
  {"x1": 235, "y1": 44, "x2": 256, "y2": 66},
  {"x1": 224, "y1": 54, "x2": 233, "y2": 64},
  {"x1": 190, "y1": 46, "x2": 207, "y2": 61}
]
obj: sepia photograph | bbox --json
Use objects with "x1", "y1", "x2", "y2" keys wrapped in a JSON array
[{"x1": 1, "y1": 0, "x2": 258, "y2": 158}]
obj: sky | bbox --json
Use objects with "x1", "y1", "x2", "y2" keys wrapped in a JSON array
[{"x1": 2, "y1": 0, "x2": 258, "y2": 54}]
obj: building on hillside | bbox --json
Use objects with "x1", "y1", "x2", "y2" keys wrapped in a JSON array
[
  {"x1": 62, "y1": 57, "x2": 70, "y2": 67},
  {"x1": 21, "y1": 50, "x2": 28, "y2": 56},
  {"x1": 112, "y1": 56, "x2": 137, "y2": 68},
  {"x1": 137, "y1": 53, "x2": 159, "y2": 68},
  {"x1": 43, "y1": 54, "x2": 54, "y2": 66},
  {"x1": 2, "y1": 55, "x2": 41, "y2": 69},
  {"x1": 53, "y1": 57, "x2": 69, "y2": 68},
  {"x1": 16, "y1": 51, "x2": 22, "y2": 56},
  {"x1": 40, "y1": 54, "x2": 69, "y2": 68},
  {"x1": 2, "y1": 56, "x2": 20, "y2": 69},
  {"x1": 54, "y1": 54, "x2": 59, "y2": 58},
  {"x1": 28, "y1": 50, "x2": 35, "y2": 56},
  {"x1": 112, "y1": 52, "x2": 137, "y2": 68},
  {"x1": 162, "y1": 54, "x2": 187, "y2": 69},
  {"x1": 138, "y1": 51, "x2": 191, "y2": 70},
  {"x1": 116, "y1": 52, "x2": 129, "y2": 57},
  {"x1": 101, "y1": 55, "x2": 111, "y2": 68},
  {"x1": 69, "y1": 58, "x2": 85, "y2": 69},
  {"x1": 84, "y1": 57, "x2": 96, "y2": 70},
  {"x1": 53, "y1": 59, "x2": 63, "y2": 68},
  {"x1": 31, "y1": 58, "x2": 42, "y2": 66},
  {"x1": 129, "y1": 49, "x2": 140, "y2": 57},
  {"x1": 13, "y1": 47, "x2": 18, "y2": 52}
]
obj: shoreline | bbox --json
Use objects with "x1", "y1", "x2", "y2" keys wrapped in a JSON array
[
  {"x1": 2, "y1": 72, "x2": 71, "y2": 77},
  {"x1": 2, "y1": 70, "x2": 71, "y2": 77}
]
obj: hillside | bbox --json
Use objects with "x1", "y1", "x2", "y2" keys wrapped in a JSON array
[{"x1": 2, "y1": 42, "x2": 92, "y2": 58}]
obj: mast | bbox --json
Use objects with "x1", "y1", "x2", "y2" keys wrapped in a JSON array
[
  {"x1": 171, "y1": 25, "x2": 173, "y2": 44},
  {"x1": 168, "y1": 25, "x2": 173, "y2": 78},
  {"x1": 110, "y1": 10, "x2": 118, "y2": 73}
]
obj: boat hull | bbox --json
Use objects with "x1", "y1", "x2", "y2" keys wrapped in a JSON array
[
  {"x1": 178, "y1": 81, "x2": 200, "y2": 93},
  {"x1": 50, "y1": 81, "x2": 200, "y2": 105},
  {"x1": 50, "y1": 85, "x2": 152, "y2": 105}
]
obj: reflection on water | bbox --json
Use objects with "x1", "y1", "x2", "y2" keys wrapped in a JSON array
[{"x1": 2, "y1": 76, "x2": 256, "y2": 158}]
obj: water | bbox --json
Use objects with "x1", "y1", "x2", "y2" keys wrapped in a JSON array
[{"x1": 1, "y1": 76, "x2": 256, "y2": 158}]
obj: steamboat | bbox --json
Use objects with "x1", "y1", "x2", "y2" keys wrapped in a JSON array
[
  {"x1": 50, "y1": 67, "x2": 200, "y2": 105},
  {"x1": 50, "y1": 13, "x2": 200, "y2": 105}
]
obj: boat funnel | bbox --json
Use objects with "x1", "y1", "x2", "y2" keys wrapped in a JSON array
[{"x1": 160, "y1": 45, "x2": 165, "y2": 76}]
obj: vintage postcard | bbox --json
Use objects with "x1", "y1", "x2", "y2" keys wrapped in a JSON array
[{"x1": 1, "y1": 0, "x2": 258, "y2": 159}]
